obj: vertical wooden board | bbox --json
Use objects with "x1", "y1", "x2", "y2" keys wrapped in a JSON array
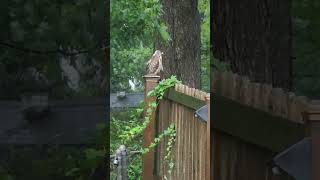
[
  {"x1": 195, "y1": 113, "x2": 199, "y2": 180},
  {"x1": 188, "y1": 110, "x2": 193, "y2": 180},
  {"x1": 220, "y1": 71, "x2": 228, "y2": 97},
  {"x1": 276, "y1": 88, "x2": 288, "y2": 119},
  {"x1": 159, "y1": 101, "x2": 165, "y2": 177},
  {"x1": 252, "y1": 83, "x2": 262, "y2": 109},
  {"x1": 178, "y1": 104, "x2": 182, "y2": 179},
  {"x1": 190, "y1": 110, "x2": 195, "y2": 180},
  {"x1": 213, "y1": 71, "x2": 222, "y2": 95},
  {"x1": 287, "y1": 92, "x2": 297, "y2": 123},
  {"x1": 172, "y1": 102, "x2": 178, "y2": 180},
  {"x1": 190, "y1": 111, "x2": 194, "y2": 180},
  {"x1": 202, "y1": 122, "x2": 207, "y2": 180},
  {"x1": 185, "y1": 109, "x2": 190, "y2": 179},
  {"x1": 193, "y1": 89, "x2": 199, "y2": 180},
  {"x1": 296, "y1": 96, "x2": 309, "y2": 123},
  {"x1": 213, "y1": 132, "x2": 222, "y2": 180},
  {"x1": 185, "y1": 108, "x2": 189, "y2": 180},
  {"x1": 193, "y1": 112, "x2": 197, "y2": 180},
  {"x1": 229, "y1": 134, "x2": 238, "y2": 180},
  {"x1": 198, "y1": 121, "x2": 202, "y2": 180},
  {"x1": 156, "y1": 101, "x2": 160, "y2": 177},
  {"x1": 175, "y1": 87, "x2": 181, "y2": 179},
  {"x1": 163, "y1": 101, "x2": 169, "y2": 176},
  {"x1": 173, "y1": 85, "x2": 178, "y2": 179},
  {"x1": 198, "y1": 122, "x2": 206, "y2": 179},
  {"x1": 181, "y1": 104, "x2": 186, "y2": 180},
  {"x1": 200, "y1": 121, "x2": 204, "y2": 180},
  {"x1": 270, "y1": 88, "x2": 283, "y2": 117},
  {"x1": 164, "y1": 101, "x2": 168, "y2": 173},
  {"x1": 173, "y1": 103, "x2": 178, "y2": 179},
  {"x1": 246, "y1": 81, "x2": 255, "y2": 107},
  {"x1": 211, "y1": 71, "x2": 219, "y2": 92},
  {"x1": 239, "y1": 76, "x2": 250, "y2": 105},
  {"x1": 175, "y1": 84, "x2": 180, "y2": 94},
  {"x1": 196, "y1": 120, "x2": 201, "y2": 180},
  {"x1": 220, "y1": 133, "x2": 229, "y2": 180},
  {"x1": 281, "y1": 91, "x2": 289, "y2": 119},
  {"x1": 230, "y1": 73, "x2": 240, "y2": 101},
  {"x1": 177, "y1": 104, "x2": 182, "y2": 179},
  {"x1": 166, "y1": 100, "x2": 172, "y2": 177},
  {"x1": 261, "y1": 83, "x2": 272, "y2": 113},
  {"x1": 157, "y1": 101, "x2": 163, "y2": 177},
  {"x1": 225, "y1": 71, "x2": 234, "y2": 98},
  {"x1": 184, "y1": 109, "x2": 191, "y2": 179},
  {"x1": 187, "y1": 87, "x2": 193, "y2": 180},
  {"x1": 162, "y1": 101, "x2": 168, "y2": 177}
]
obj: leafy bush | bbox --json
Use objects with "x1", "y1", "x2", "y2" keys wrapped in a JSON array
[
  {"x1": 0, "y1": 123, "x2": 108, "y2": 180},
  {"x1": 110, "y1": 108, "x2": 144, "y2": 179}
]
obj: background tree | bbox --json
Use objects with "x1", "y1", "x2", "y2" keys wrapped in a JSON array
[
  {"x1": 156, "y1": 0, "x2": 202, "y2": 89},
  {"x1": 211, "y1": 0, "x2": 292, "y2": 90},
  {"x1": 211, "y1": 0, "x2": 320, "y2": 98}
]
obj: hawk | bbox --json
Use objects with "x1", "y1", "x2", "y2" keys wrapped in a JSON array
[{"x1": 146, "y1": 50, "x2": 164, "y2": 75}]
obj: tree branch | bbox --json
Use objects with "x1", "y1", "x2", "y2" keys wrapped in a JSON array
[{"x1": 0, "y1": 38, "x2": 107, "y2": 56}]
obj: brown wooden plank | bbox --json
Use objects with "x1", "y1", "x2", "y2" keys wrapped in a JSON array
[
  {"x1": 143, "y1": 75, "x2": 160, "y2": 180},
  {"x1": 212, "y1": 95, "x2": 306, "y2": 152}
]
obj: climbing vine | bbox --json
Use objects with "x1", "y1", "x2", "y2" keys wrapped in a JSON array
[{"x1": 119, "y1": 75, "x2": 180, "y2": 178}]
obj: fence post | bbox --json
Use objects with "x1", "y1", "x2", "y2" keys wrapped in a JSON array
[
  {"x1": 142, "y1": 75, "x2": 160, "y2": 180},
  {"x1": 205, "y1": 95, "x2": 212, "y2": 180},
  {"x1": 305, "y1": 110, "x2": 320, "y2": 180},
  {"x1": 116, "y1": 145, "x2": 128, "y2": 180}
]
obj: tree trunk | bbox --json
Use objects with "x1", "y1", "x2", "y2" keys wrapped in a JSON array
[
  {"x1": 156, "y1": 0, "x2": 201, "y2": 89},
  {"x1": 211, "y1": 0, "x2": 292, "y2": 90}
]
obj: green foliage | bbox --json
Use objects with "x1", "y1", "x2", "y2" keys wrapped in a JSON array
[
  {"x1": 119, "y1": 76, "x2": 180, "y2": 143},
  {"x1": 110, "y1": 0, "x2": 170, "y2": 92},
  {"x1": 148, "y1": 76, "x2": 181, "y2": 99},
  {"x1": 292, "y1": 0, "x2": 320, "y2": 98},
  {"x1": 198, "y1": 0, "x2": 210, "y2": 92},
  {"x1": 164, "y1": 126, "x2": 176, "y2": 179},
  {"x1": 0, "y1": 123, "x2": 108, "y2": 180},
  {"x1": 110, "y1": 109, "x2": 143, "y2": 179},
  {"x1": 111, "y1": 76, "x2": 180, "y2": 179},
  {"x1": 0, "y1": 0, "x2": 106, "y2": 99},
  {"x1": 111, "y1": 47, "x2": 152, "y2": 92},
  {"x1": 111, "y1": 0, "x2": 209, "y2": 93}
]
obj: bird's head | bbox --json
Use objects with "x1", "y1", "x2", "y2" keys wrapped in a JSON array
[{"x1": 154, "y1": 50, "x2": 164, "y2": 57}]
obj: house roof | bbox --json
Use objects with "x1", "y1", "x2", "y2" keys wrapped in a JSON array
[
  {"x1": 110, "y1": 92, "x2": 143, "y2": 109},
  {"x1": 0, "y1": 97, "x2": 107, "y2": 145}
]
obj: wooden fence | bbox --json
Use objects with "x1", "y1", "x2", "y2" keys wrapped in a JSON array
[
  {"x1": 142, "y1": 75, "x2": 211, "y2": 180},
  {"x1": 211, "y1": 70, "x2": 320, "y2": 180}
]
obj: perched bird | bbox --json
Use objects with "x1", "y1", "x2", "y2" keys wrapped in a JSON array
[{"x1": 146, "y1": 50, "x2": 164, "y2": 75}]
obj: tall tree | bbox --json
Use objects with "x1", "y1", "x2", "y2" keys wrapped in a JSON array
[
  {"x1": 156, "y1": 0, "x2": 201, "y2": 88},
  {"x1": 211, "y1": 0, "x2": 292, "y2": 90}
]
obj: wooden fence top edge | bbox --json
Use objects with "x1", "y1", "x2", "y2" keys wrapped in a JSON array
[{"x1": 143, "y1": 75, "x2": 161, "y2": 78}]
